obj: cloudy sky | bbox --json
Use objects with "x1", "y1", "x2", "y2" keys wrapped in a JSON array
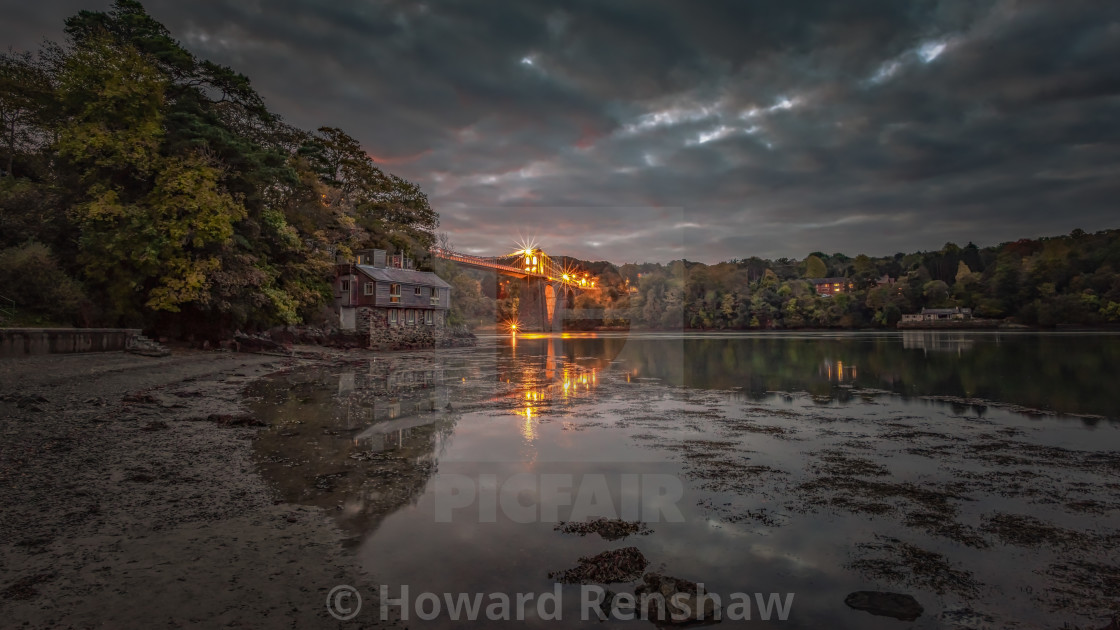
[{"x1": 5, "y1": 1, "x2": 1119, "y2": 263}]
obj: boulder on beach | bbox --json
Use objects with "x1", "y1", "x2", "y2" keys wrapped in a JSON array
[
  {"x1": 554, "y1": 518, "x2": 653, "y2": 541},
  {"x1": 547, "y1": 547, "x2": 648, "y2": 584},
  {"x1": 634, "y1": 573, "x2": 720, "y2": 625},
  {"x1": 844, "y1": 591, "x2": 923, "y2": 621}
]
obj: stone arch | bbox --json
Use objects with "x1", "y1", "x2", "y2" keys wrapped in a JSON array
[{"x1": 544, "y1": 283, "x2": 556, "y2": 325}]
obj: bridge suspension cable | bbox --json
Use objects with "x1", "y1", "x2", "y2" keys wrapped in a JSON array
[{"x1": 430, "y1": 247, "x2": 593, "y2": 288}]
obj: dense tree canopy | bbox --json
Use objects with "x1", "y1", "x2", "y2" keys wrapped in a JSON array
[
  {"x1": 0, "y1": 0, "x2": 441, "y2": 335},
  {"x1": 574, "y1": 229, "x2": 1120, "y2": 330}
]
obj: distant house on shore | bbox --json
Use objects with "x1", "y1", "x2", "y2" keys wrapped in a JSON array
[
  {"x1": 809, "y1": 277, "x2": 854, "y2": 296},
  {"x1": 900, "y1": 307, "x2": 973, "y2": 323},
  {"x1": 334, "y1": 249, "x2": 452, "y2": 349}
]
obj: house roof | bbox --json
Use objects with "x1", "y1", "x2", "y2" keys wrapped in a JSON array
[{"x1": 354, "y1": 265, "x2": 452, "y2": 289}]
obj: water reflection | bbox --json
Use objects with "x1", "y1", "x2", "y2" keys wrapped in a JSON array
[
  {"x1": 497, "y1": 335, "x2": 604, "y2": 421},
  {"x1": 248, "y1": 332, "x2": 1120, "y2": 629},
  {"x1": 902, "y1": 330, "x2": 976, "y2": 354},
  {"x1": 504, "y1": 332, "x2": 1120, "y2": 420},
  {"x1": 249, "y1": 361, "x2": 461, "y2": 536},
  {"x1": 819, "y1": 358, "x2": 858, "y2": 382},
  {"x1": 249, "y1": 340, "x2": 613, "y2": 536}
]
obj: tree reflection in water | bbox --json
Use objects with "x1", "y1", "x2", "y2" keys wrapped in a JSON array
[
  {"x1": 249, "y1": 361, "x2": 461, "y2": 538},
  {"x1": 249, "y1": 342, "x2": 612, "y2": 539}
]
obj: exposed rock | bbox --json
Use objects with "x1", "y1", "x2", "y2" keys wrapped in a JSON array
[
  {"x1": 232, "y1": 333, "x2": 292, "y2": 355},
  {"x1": 548, "y1": 547, "x2": 648, "y2": 584},
  {"x1": 125, "y1": 334, "x2": 170, "y2": 357},
  {"x1": 634, "y1": 573, "x2": 720, "y2": 625},
  {"x1": 555, "y1": 518, "x2": 653, "y2": 541},
  {"x1": 844, "y1": 591, "x2": 923, "y2": 621}
]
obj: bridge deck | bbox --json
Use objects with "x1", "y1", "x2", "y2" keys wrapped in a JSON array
[{"x1": 431, "y1": 247, "x2": 584, "y2": 288}]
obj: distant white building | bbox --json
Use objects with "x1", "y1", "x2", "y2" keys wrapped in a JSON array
[{"x1": 900, "y1": 307, "x2": 973, "y2": 322}]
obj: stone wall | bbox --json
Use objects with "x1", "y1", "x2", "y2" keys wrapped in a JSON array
[
  {"x1": 0, "y1": 328, "x2": 141, "y2": 357},
  {"x1": 360, "y1": 307, "x2": 463, "y2": 351}
]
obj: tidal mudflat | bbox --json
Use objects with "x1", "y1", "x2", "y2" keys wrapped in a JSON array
[
  {"x1": 248, "y1": 332, "x2": 1120, "y2": 629},
  {"x1": 0, "y1": 349, "x2": 393, "y2": 628}
]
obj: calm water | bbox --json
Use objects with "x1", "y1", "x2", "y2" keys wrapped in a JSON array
[{"x1": 248, "y1": 332, "x2": 1120, "y2": 628}]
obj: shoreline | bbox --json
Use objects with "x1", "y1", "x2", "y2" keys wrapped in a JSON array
[
  {"x1": 3, "y1": 341, "x2": 1118, "y2": 627},
  {"x1": 0, "y1": 348, "x2": 399, "y2": 629}
]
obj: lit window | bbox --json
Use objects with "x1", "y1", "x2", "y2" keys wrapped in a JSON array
[
  {"x1": 389, "y1": 283, "x2": 401, "y2": 303},
  {"x1": 363, "y1": 282, "x2": 374, "y2": 296},
  {"x1": 414, "y1": 286, "x2": 423, "y2": 297}
]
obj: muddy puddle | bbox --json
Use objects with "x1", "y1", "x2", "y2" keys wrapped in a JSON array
[{"x1": 247, "y1": 332, "x2": 1120, "y2": 628}]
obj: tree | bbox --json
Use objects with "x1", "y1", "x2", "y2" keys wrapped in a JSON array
[
  {"x1": 0, "y1": 52, "x2": 52, "y2": 178},
  {"x1": 301, "y1": 126, "x2": 439, "y2": 251},
  {"x1": 955, "y1": 260, "x2": 972, "y2": 283},
  {"x1": 804, "y1": 254, "x2": 827, "y2": 278},
  {"x1": 0, "y1": 242, "x2": 86, "y2": 323},
  {"x1": 922, "y1": 280, "x2": 950, "y2": 306},
  {"x1": 852, "y1": 254, "x2": 877, "y2": 284}
]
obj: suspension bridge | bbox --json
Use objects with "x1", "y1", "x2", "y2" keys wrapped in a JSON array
[
  {"x1": 429, "y1": 247, "x2": 596, "y2": 288},
  {"x1": 430, "y1": 245, "x2": 597, "y2": 331}
]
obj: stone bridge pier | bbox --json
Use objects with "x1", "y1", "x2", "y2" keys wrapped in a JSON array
[{"x1": 519, "y1": 279, "x2": 575, "y2": 331}]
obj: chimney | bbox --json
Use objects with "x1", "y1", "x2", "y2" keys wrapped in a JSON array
[{"x1": 352, "y1": 248, "x2": 388, "y2": 266}]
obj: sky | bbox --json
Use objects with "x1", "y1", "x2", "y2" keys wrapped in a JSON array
[{"x1": 4, "y1": 0, "x2": 1120, "y2": 263}]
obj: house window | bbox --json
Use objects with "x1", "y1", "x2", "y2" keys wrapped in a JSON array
[
  {"x1": 425, "y1": 310, "x2": 433, "y2": 325},
  {"x1": 363, "y1": 282, "x2": 374, "y2": 296},
  {"x1": 407, "y1": 310, "x2": 415, "y2": 325},
  {"x1": 389, "y1": 310, "x2": 398, "y2": 325},
  {"x1": 414, "y1": 286, "x2": 423, "y2": 297},
  {"x1": 389, "y1": 283, "x2": 401, "y2": 303},
  {"x1": 430, "y1": 290, "x2": 440, "y2": 306},
  {"x1": 340, "y1": 279, "x2": 350, "y2": 292}
]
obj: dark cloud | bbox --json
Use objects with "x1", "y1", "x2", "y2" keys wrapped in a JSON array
[{"x1": 4, "y1": 0, "x2": 1119, "y2": 262}]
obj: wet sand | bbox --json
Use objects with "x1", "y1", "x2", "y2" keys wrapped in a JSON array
[{"x1": 0, "y1": 349, "x2": 394, "y2": 629}]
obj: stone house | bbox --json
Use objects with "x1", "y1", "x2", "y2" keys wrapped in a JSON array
[{"x1": 334, "y1": 249, "x2": 452, "y2": 349}]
